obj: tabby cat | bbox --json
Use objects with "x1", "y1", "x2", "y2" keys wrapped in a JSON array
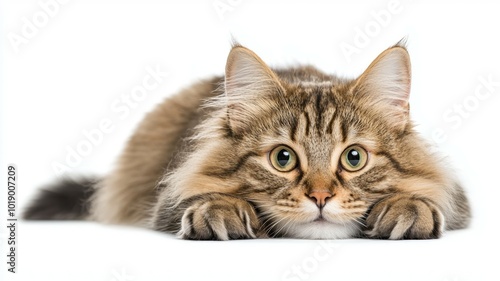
[{"x1": 24, "y1": 42, "x2": 471, "y2": 240}]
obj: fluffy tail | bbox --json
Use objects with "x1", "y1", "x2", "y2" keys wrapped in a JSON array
[{"x1": 23, "y1": 177, "x2": 98, "y2": 220}]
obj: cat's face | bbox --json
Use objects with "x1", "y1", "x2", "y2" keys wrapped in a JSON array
[
  {"x1": 223, "y1": 45, "x2": 412, "y2": 238},
  {"x1": 234, "y1": 84, "x2": 406, "y2": 238}
]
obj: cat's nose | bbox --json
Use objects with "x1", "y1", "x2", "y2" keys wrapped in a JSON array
[{"x1": 308, "y1": 191, "x2": 333, "y2": 208}]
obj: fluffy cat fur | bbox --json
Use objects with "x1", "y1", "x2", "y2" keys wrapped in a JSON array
[{"x1": 24, "y1": 43, "x2": 471, "y2": 240}]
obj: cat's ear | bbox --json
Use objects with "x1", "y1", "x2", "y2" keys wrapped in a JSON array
[
  {"x1": 353, "y1": 45, "x2": 411, "y2": 131},
  {"x1": 224, "y1": 45, "x2": 285, "y2": 134}
]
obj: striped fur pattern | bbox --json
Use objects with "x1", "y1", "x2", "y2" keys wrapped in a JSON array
[
  {"x1": 151, "y1": 44, "x2": 470, "y2": 239},
  {"x1": 25, "y1": 43, "x2": 471, "y2": 240}
]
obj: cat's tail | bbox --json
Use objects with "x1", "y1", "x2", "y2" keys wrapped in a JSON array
[{"x1": 23, "y1": 177, "x2": 98, "y2": 220}]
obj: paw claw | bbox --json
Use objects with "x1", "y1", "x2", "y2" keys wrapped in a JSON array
[
  {"x1": 366, "y1": 195, "x2": 443, "y2": 240},
  {"x1": 179, "y1": 195, "x2": 262, "y2": 240}
]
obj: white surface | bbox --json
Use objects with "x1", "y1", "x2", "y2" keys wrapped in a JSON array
[
  {"x1": 1, "y1": 0, "x2": 500, "y2": 280},
  {"x1": 14, "y1": 222, "x2": 496, "y2": 281}
]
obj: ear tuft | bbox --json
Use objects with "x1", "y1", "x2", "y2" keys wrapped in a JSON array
[
  {"x1": 354, "y1": 45, "x2": 411, "y2": 131},
  {"x1": 224, "y1": 46, "x2": 284, "y2": 134}
]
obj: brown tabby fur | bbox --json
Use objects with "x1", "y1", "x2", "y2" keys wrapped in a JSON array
[{"x1": 28, "y1": 43, "x2": 471, "y2": 240}]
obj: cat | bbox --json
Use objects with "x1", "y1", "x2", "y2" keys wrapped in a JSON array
[{"x1": 24, "y1": 42, "x2": 471, "y2": 240}]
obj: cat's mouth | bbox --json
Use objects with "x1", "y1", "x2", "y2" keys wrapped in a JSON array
[
  {"x1": 313, "y1": 215, "x2": 326, "y2": 222},
  {"x1": 283, "y1": 213, "x2": 360, "y2": 239},
  {"x1": 311, "y1": 214, "x2": 343, "y2": 225}
]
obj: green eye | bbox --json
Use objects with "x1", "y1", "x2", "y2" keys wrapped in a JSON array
[
  {"x1": 340, "y1": 145, "x2": 368, "y2": 172},
  {"x1": 269, "y1": 145, "x2": 297, "y2": 172}
]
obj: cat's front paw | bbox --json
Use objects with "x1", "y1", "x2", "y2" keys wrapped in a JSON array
[
  {"x1": 365, "y1": 195, "x2": 444, "y2": 239},
  {"x1": 179, "y1": 195, "x2": 264, "y2": 240}
]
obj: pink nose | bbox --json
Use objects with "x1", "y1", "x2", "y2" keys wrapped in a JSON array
[{"x1": 308, "y1": 191, "x2": 333, "y2": 208}]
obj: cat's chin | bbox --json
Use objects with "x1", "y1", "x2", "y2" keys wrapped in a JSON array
[{"x1": 282, "y1": 220, "x2": 360, "y2": 239}]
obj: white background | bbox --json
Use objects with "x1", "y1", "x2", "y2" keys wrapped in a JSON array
[{"x1": 1, "y1": 0, "x2": 500, "y2": 280}]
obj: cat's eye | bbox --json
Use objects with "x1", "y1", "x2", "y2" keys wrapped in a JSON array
[
  {"x1": 269, "y1": 145, "x2": 297, "y2": 172},
  {"x1": 340, "y1": 145, "x2": 368, "y2": 172}
]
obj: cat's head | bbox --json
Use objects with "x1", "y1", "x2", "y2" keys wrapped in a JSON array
[{"x1": 203, "y1": 43, "x2": 421, "y2": 239}]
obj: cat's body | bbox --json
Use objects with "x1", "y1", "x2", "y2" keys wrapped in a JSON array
[{"x1": 24, "y1": 43, "x2": 471, "y2": 240}]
